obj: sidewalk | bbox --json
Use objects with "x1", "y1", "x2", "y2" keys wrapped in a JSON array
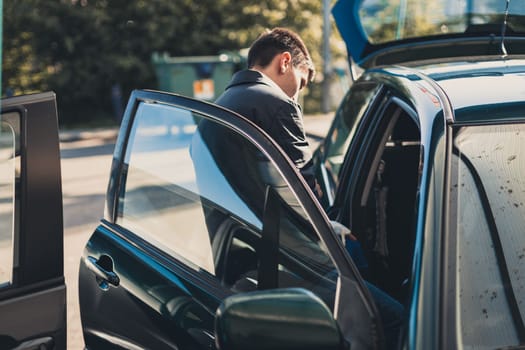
[{"x1": 59, "y1": 113, "x2": 334, "y2": 144}]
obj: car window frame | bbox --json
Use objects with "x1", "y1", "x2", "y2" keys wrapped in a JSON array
[
  {"x1": 332, "y1": 87, "x2": 419, "y2": 226},
  {"x1": 326, "y1": 85, "x2": 389, "y2": 219},
  {"x1": 317, "y1": 81, "x2": 383, "y2": 209}
]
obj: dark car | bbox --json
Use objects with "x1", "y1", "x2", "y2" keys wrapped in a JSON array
[{"x1": 2, "y1": 0, "x2": 525, "y2": 349}]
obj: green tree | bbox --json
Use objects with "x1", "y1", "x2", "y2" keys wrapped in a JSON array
[{"x1": 3, "y1": 0, "x2": 340, "y2": 126}]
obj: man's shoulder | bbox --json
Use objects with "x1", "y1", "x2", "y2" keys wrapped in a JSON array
[
  {"x1": 226, "y1": 70, "x2": 277, "y2": 93},
  {"x1": 217, "y1": 75, "x2": 289, "y2": 108},
  {"x1": 217, "y1": 84, "x2": 294, "y2": 115},
  {"x1": 215, "y1": 69, "x2": 301, "y2": 124}
]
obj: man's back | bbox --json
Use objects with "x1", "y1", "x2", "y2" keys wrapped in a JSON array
[{"x1": 215, "y1": 69, "x2": 316, "y2": 191}]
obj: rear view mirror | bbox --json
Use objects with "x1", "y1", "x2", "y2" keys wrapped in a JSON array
[{"x1": 214, "y1": 288, "x2": 348, "y2": 350}]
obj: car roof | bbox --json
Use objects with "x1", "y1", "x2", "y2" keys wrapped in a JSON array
[
  {"x1": 369, "y1": 57, "x2": 525, "y2": 125},
  {"x1": 423, "y1": 58, "x2": 525, "y2": 124},
  {"x1": 333, "y1": 0, "x2": 525, "y2": 70}
]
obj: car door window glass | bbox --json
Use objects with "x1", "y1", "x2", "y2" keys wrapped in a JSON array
[
  {"x1": 0, "y1": 112, "x2": 20, "y2": 288},
  {"x1": 451, "y1": 123, "x2": 525, "y2": 350},
  {"x1": 321, "y1": 82, "x2": 380, "y2": 191},
  {"x1": 118, "y1": 102, "x2": 216, "y2": 274},
  {"x1": 117, "y1": 101, "x2": 338, "y2": 308},
  {"x1": 192, "y1": 117, "x2": 338, "y2": 307}
]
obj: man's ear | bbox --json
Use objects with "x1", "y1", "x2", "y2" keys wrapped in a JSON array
[{"x1": 279, "y1": 52, "x2": 292, "y2": 73}]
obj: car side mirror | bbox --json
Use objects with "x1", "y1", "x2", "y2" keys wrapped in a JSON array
[{"x1": 214, "y1": 288, "x2": 349, "y2": 350}]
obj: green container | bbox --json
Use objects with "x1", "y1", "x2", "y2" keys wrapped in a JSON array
[{"x1": 152, "y1": 52, "x2": 244, "y2": 101}]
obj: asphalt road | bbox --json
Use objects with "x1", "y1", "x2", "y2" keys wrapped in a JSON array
[{"x1": 60, "y1": 113, "x2": 334, "y2": 348}]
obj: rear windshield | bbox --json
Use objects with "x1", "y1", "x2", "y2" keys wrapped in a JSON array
[{"x1": 359, "y1": 0, "x2": 525, "y2": 44}]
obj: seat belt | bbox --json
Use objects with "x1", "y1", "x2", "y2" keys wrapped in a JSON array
[
  {"x1": 374, "y1": 159, "x2": 389, "y2": 258},
  {"x1": 258, "y1": 186, "x2": 280, "y2": 290}
]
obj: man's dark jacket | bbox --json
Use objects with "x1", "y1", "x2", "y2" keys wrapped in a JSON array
[{"x1": 215, "y1": 69, "x2": 317, "y2": 191}]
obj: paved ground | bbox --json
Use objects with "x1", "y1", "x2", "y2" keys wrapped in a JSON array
[
  {"x1": 59, "y1": 112, "x2": 333, "y2": 145},
  {"x1": 60, "y1": 112, "x2": 335, "y2": 348}
]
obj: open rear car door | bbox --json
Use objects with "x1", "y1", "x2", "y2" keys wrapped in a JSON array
[{"x1": 0, "y1": 92, "x2": 66, "y2": 350}]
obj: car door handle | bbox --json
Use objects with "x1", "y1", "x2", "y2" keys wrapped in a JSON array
[{"x1": 85, "y1": 255, "x2": 120, "y2": 289}]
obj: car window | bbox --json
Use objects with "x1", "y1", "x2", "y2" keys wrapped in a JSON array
[
  {"x1": 0, "y1": 112, "x2": 19, "y2": 288},
  {"x1": 318, "y1": 81, "x2": 380, "y2": 204},
  {"x1": 116, "y1": 102, "x2": 215, "y2": 274},
  {"x1": 116, "y1": 100, "x2": 338, "y2": 308},
  {"x1": 451, "y1": 123, "x2": 525, "y2": 350}
]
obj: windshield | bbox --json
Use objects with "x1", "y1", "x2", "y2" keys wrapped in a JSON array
[
  {"x1": 359, "y1": 0, "x2": 525, "y2": 44},
  {"x1": 451, "y1": 122, "x2": 525, "y2": 349}
]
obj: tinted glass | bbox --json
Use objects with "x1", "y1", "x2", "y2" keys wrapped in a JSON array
[
  {"x1": 117, "y1": 103, "x2": 215, "y2": 273},
  {"x1": 117, "y1": 101, "x2": 338, "y2": 307},
  {"x1": 359, "y1": 0, "x2": 525, "y2": 44},
  {"x1": 323, "y1": 82, "x2": 380, "y2": 187},
  {"x1": 0, "y1": 112, "x2": 19, "y2": 287},
  {"x1": 451, "y1": 123, "x2": 525, "y2": 349}
]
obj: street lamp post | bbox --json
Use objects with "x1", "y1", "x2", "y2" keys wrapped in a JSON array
[{"x1": 322, "y1": 0, "x2": 332, "y2": 113}]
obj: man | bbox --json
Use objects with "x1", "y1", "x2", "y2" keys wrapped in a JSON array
[
  {"x1": 213, "y1": 27, "x2": 404, "y2": 349},
  {"x1": 215, "y1": 27, "x2": 321, "y2": 197}
]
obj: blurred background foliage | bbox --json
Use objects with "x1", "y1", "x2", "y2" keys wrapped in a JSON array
[{"x1": 3, "y1": 0, "x2": 348, "y2": 127}]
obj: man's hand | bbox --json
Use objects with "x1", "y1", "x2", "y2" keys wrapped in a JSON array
[
  {"x1": 329, "y1": 220, "x2": 357, "y2": 242},
  {"x1": 314, "y1": 181, "x2": 323, "y2": 199}
]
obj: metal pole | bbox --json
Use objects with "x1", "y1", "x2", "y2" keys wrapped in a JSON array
[
  {"x1": 397, "y1": 0, "x2": 408, "y2": 39},
  {"x1": 322, "y1": 0, "x2": 332, "y2": 113},
  {"x1": 0, "y1": 0, "x2": 3, "y2": 97}
]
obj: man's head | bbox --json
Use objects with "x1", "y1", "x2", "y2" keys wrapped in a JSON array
[{"x1": 248, "y1": 28, "x2": 315, "y2": 100}]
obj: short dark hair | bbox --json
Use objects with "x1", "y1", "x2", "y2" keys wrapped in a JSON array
[{"x1": 247, "y1": 27, "x2": 315, "y2": 82}]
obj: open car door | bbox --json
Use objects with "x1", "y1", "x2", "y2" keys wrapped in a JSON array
[
  {"x1": 78, "y1": 89, "x2": 381, "y2": 350},
  {"x1": 0, "y1": 92, "x2": 66, "y2": 350}
]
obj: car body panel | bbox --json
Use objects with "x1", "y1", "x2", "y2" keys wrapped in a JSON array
[
  {"x1": 79, "y1": 223, "x2": 218, "y2": 349},
  {"x1": 0, "y1": 92, "x2": 66, "y2": 349},
  {"x1": 430, "y1": 62, "x2": 525, "y2": 122}
]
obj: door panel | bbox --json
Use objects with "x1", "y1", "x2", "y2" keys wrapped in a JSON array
[
  {"x1": 0, "y1": 92, "x2": 66, "y2": 350},
  {"x1": 79, "y1": 225, "x2": 215, "y2": 349}
]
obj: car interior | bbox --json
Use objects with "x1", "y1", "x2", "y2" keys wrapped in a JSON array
[
  {"x1": 205, "y1": 192, "x2": 339, "y2": 308},
  {"x1": 348, "y1": 100, "x2": 422, "y2": 303}
]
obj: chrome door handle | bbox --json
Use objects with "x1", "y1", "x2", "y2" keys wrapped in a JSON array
[{"x1": 85, "y1": 255, "x2": 120, "y2": 289}]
